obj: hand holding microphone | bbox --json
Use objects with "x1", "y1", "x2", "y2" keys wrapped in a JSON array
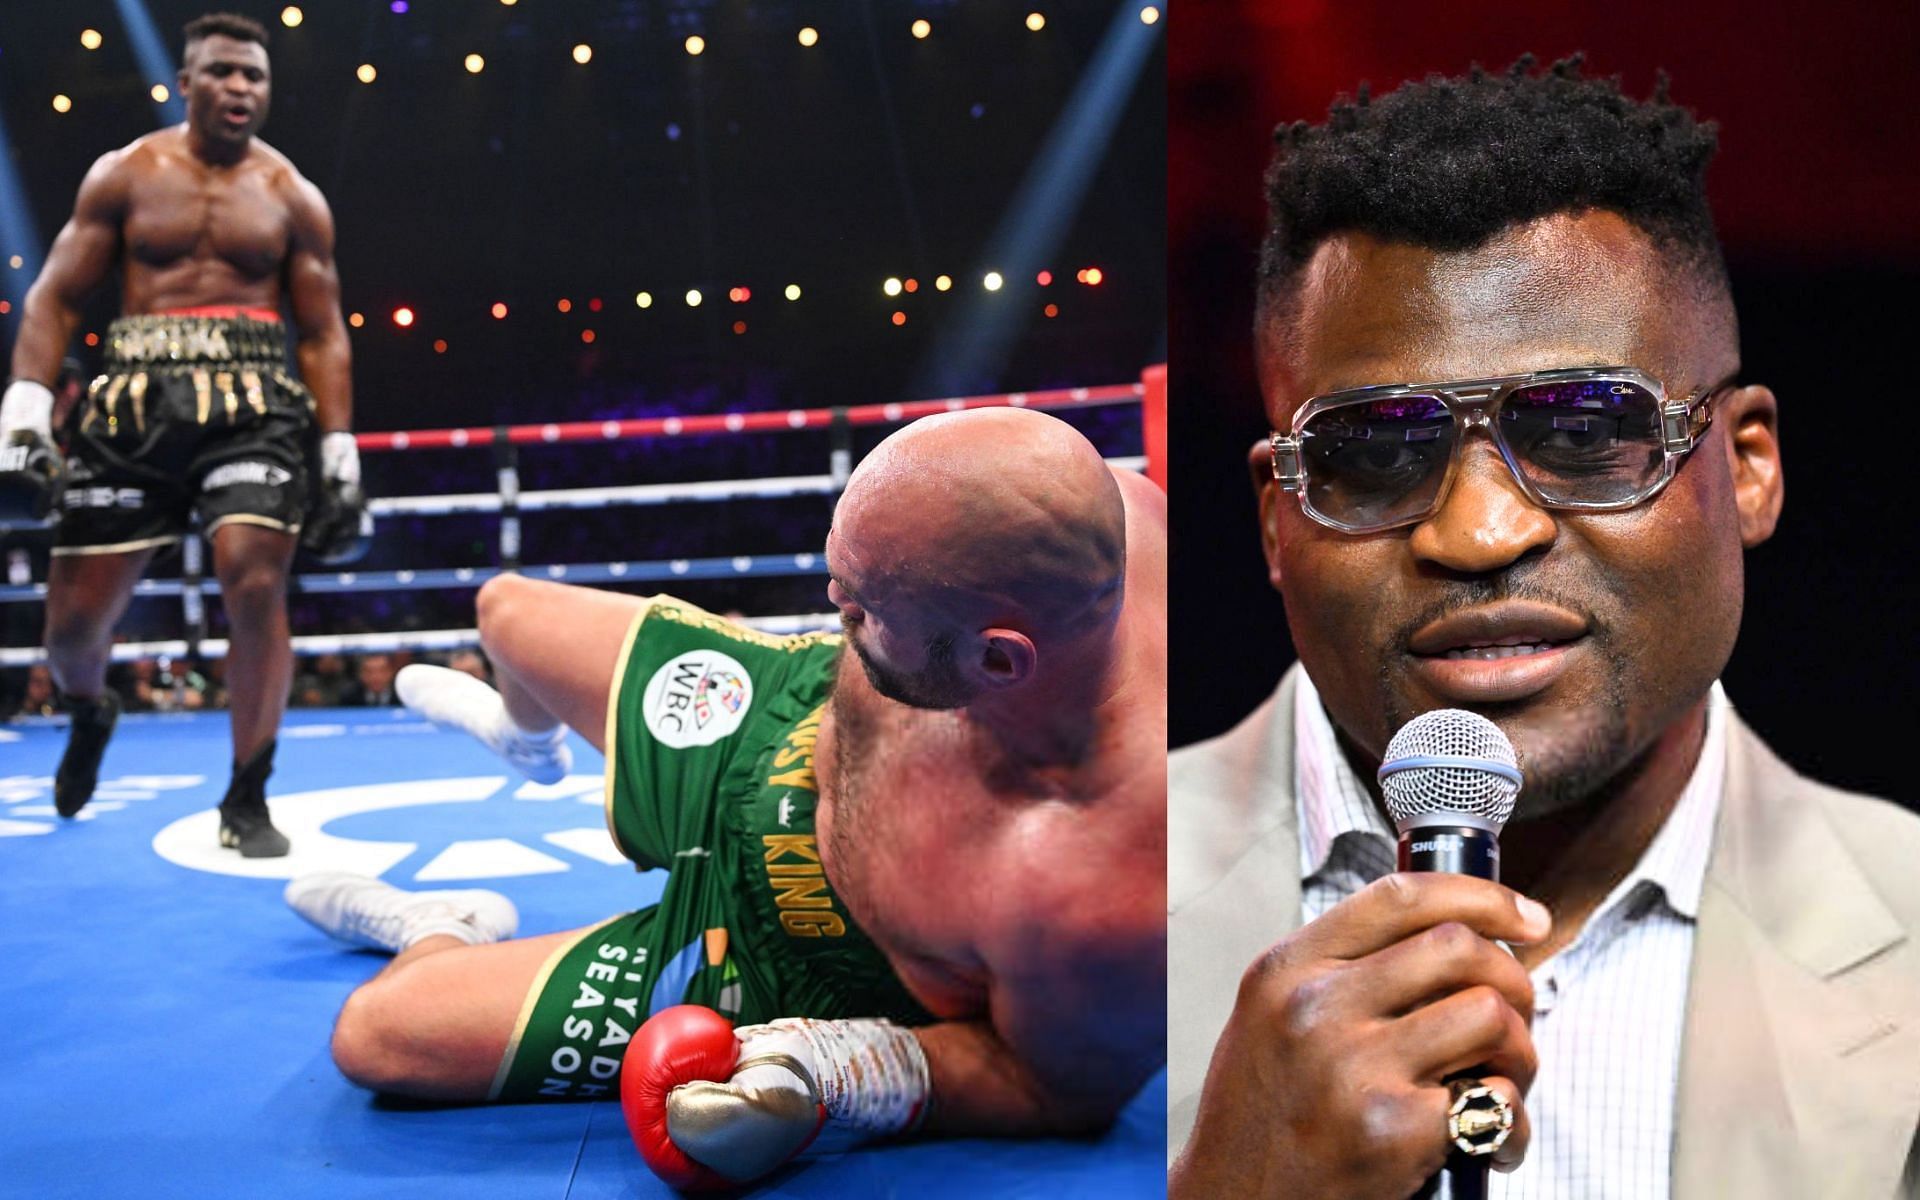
[{"x1": 1173, "y1": 709, "x2": 1547, "y2": 1200}]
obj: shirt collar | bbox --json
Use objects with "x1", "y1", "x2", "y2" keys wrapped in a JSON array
[{"x1": 1292, "y1": 672, "x2": 1727, "y2": 920}]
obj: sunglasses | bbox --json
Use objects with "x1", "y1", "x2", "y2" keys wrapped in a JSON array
[{"x1": 1268, "y1": 366, "x2": 1730, "y2": 535}]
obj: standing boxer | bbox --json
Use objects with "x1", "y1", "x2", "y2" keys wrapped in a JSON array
[{"x1": 0, "y1": 12, "x2": 359, "y2": 855}]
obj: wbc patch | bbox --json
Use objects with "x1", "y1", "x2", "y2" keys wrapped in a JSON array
[{"x1": 643, "y1": 649, "x2": 753, "y2": 749}]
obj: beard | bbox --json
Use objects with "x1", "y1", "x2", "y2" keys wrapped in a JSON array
[{"x1": 841, "y1": 617, "x2": 972, "y2": 710}]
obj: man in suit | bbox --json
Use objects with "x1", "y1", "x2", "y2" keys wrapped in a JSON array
[{"x1": 1168, "y1": 57, "x2": 1920, "y2": 1198}]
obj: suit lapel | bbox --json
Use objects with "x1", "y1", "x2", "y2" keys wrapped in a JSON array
[{"x1": 1674, "y1": 716, "x2": 1920, "y2": 1199}]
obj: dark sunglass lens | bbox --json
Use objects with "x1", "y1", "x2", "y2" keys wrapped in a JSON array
[
  {"x1": 1300, "y1": 395, "x2": 1452, "y2": 527},
  {"x1": 1502, "y1": 379, "x2": 1663, "y2": 501}
]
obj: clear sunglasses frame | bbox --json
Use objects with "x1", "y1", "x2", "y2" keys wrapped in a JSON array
[{"x1": 1268, "y1": 365, "x2": 1727, "y2": 534}]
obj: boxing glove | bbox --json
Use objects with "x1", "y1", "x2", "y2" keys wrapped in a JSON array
[
  {"x1": 0, "y1": 380, "x2": 63, "y2": 525},
  {"x1": 621, "y1": 1005, "x2": 931, "y2": 1191},
  {"x1": 301, "y1": 431, "x2": 373, "y2": 564}
]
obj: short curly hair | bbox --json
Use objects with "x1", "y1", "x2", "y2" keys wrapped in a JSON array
[
  {"x1": 1256, "y1": 54, "x2": 1728, "y2": 330},
  {"x1": 183, "y1": 12, "x2": 270, "y2": 57}
]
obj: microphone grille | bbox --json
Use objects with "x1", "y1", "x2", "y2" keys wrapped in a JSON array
[{"x1": 1378, "y1": 708, "x2": 1521, "y2": 830}]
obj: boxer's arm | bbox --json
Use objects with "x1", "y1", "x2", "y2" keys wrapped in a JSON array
[
  {"x1": 284, "y1": 173, "x2": 352, "y2": 435},
  {"x1": 11, "y1": 151, "x2": 127, "y2": 385},
  {"x1": 919, "y1": 914, "x2": 1164, "y2": 1136}
]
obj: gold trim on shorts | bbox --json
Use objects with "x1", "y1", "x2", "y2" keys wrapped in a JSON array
[
  {"x1": 486, "y1": 924, "x2": 604, "y2": 1102},
  {"x1": 51, "y1": 534, "x2": 181, "y2": 557},
  {"x1": 205, "y1": 513, "x2": 299, "y2": 537},
  {"x1": 602, "y1": 607, "x2": 650, "y2": 865}
]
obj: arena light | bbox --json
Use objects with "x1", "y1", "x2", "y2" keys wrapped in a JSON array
[
  {"x1": 934, "y1": 274, "x2": 952, "y2": 291},
  {"x1": 891, "y1": 311, "x2": 907, "y2": 326},
  {"x1": 490, "y1": 302, "x2": 507, "y2": 319},
  {"x1": 589, "y1": 297, "x2": 603, "y2": 312},
  {"x1": 784, "y1": 284, "x2": 801, "y2": 301},
  {"x1": 52, "y1": 95, "x2": 72, "y2": 114},
  {"x1": 1027, "y1": 13, "x2": 1046, "y2": 32},
  {"x1": 357, "y1": 64, "x2": 377, "y2": 84},
  {"x1": 84, "y1": 332, "x2": 100, "y2": 347},
  {"x1": 732, "y1": 321, "x2": 747, "y2": 335},
  {"x1": 392, "y1": 307, "x2": 414, "y2": 328},
  {"x1": 919, "y1": 0, "x2": 1155, "y2": 394},
  {"x1": 983, "y1": 271, "x2": 1004, "y2": 292},
  {"x1": 581, "y1": 329, "x2": 595, "y2": 344},
  {"x1": 556, "y1": 298, "x2": 572, "y2": 313},
  {"x1": 1140, "y1": 6, "x2": 1160, "y2": 24},
  {"x1": 8, "y1": 256, "x2": 21, "y2": 269},
  {"x1": 1045, "y1": 303, "x2": 1059, "y2": 317},
  {"x1": 281, "y1": 6, "x2": 304, "y2": 28},
  {"x1": 572, "y1": 44, "x2": 592, "y2": 65},
  {"x1": 883, "y1": 277, "x2": 902, "y2": 297},
  {"x1": 464, "y1": 53, "x2": 485, "y2": 74},
  {"x1": 685, "y1": 289, "x2": 702, "y2": 307},
  {"x1": 911, "y1": 19, "x2": 931, "y2": 39},
  {"x1": 798, "y1": 27, "x2": 819, "y2": 47},
  {"x1": 112, "y1": 0, "x2": 187, "y2": 126},
  {"x1": 635, "y1": 291, "x2": 653, "y2": 308},
  {"x1": 432, "y1": 338, "x2": 448, "y2": 354},
  {"x1": 149, "y1": 84, "x2": 170, "y2": 103},
  {"x1": 0, "y1": 302, "x2": 10, "y2": 315},
  {"x1": 390, "y1": 0, "x2": 407, "y2": 12},
  {"x1": 80, "y1": 29, "x2": 104, "y2": 50},
  {"x1": 0, "y1": 103, "x2": 43, "y2": 317},
  {"x1": 685, "y1": 35, "x2": 706, "y2": 56},
  {"x1": 348, "y1": 312, "x2": 364, "y2": 328},
  {"x1": 904, "y1": 278, "x2": 919, "y2": 293},
  {"x1": 1082, "y1": 266, "x2": 1103, "y2": 285},
  {"x1": 1037, "y1": 270, "x2": 1052, "y2": 286}
]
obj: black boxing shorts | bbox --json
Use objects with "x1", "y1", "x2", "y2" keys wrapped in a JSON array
[{"x1": 53, "y1": 312, "x2": 314, "y2": 557}]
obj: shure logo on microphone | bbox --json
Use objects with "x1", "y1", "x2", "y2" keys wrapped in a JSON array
[{"x1": 1410, "y1": 834, "x2": 1463, "y2": 854}]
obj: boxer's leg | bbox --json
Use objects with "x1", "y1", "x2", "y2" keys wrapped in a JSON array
[
  {"x1": 44, "y1": 547, "x2": 154, "y2": 815},
  {"x1": 475, "y1": 574, "x2": 651, "y2": 754},
  {"x1": 330, "y1": 926, "x2": 594, "y2": 1101},
  {"x1": 209, "y1": 521, "x2": 296, "y2": 763}
]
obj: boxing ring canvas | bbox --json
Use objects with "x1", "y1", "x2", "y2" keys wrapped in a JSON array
[{"x1": 0, "y1": 708, "x2": 1165, "y2": 1197}]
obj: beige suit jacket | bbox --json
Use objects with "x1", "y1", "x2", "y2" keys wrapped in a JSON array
[{"x1": 1169, "y1": 667, "x2": 1920, "y2": 1197}]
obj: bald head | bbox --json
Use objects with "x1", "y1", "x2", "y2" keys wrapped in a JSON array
[{"x1": 837, "y1": 407, "x2": 1125, "y2": 629}]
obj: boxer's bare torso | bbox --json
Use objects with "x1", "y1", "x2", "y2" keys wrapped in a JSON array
[
  {"x1": 815, "y1": 471, "x2": 1168, "y2": 1117},
  {"x1": 88, "y1": 127, "x2": 311, "y2": 314}
]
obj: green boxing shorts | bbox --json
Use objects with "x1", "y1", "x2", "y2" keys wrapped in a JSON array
[{"x1": 488, "y1": 598, "x2": 932, "y2": 1101}]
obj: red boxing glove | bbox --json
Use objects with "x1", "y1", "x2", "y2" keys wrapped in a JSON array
[{"x1": 621, "y1": 1005, "x2": 826, "y2": 1191}]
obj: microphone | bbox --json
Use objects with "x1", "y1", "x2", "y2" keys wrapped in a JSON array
[{"x1": 1378, "y1": 709, "x2": 1523, "y2": 1200}]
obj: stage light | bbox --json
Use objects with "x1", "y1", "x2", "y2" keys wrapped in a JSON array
[
  {"x1": 983, "y1": 271, "x2": 1004, "y2": 291},
  {"x1": 1045, "y1": 303, "x2": 1059, "y2": 318},
  {"x1": 1082, "y1": 266, "x2": 1103, "y2": 285},
  {"x1": 52, "y1": 95, "x2": 72, "y2": 114},
  {"x1": 784, "y1": 284, "x2": 801, "y2": 301},
  {"x1": 281, "y1": 7, "x2": 304, "y2": 29},
  {"x1": 892, "y1": 311, "x2": 907, "y2": 326},
  {"x1": 935, "y1": 274, "x2": 952, "y2": 291},
  {"x1": 433, "y1": 339, "x2": 448, "y2": 354},
  {"x1": 589, "y1": 297, "x2": 603, "y2": 312},
  {"x1": 6, "y1": 256, "x2": 18, "y2": 269},
  {"x1": 390, "y1": 0, "x2": 407, "y2": 12},
  {"x1": 356, "y1": 63, "x2": 377, "y2": 84},
  {"x1": 348, "y1": 312, "x2": 364, "y2": 328},
  {"x1": 883, "y1": 277, "x2": 902, "y2": 297},
  {"x1": 464, "y1": 53, "x2": 485, "y2": 74},
  {"x1": 732, "y1": 321, "x2": 747, "y2": 335},
  {"x1": 84, "y1": 332, "x2": 99, "y2": 347},
  {"x1": 581, "y1": 329, "x2": 596, "y2": 344},
  {"x1": 500, "y1": 0, "x2": 517, "y2": 5},
  {"x1": 150, "y1": 85, "x2": 170, "y2": 103},
  {"x1": 573, "y1": 44, "x2": 592, "y2": 65},
  {"x1": 490, "y1": 302, "x2": 508, "y2": 319},
  {"x1": 904, "y1": 278, "x2": 920, "y2": 293},
  {"x1": 685, "y1": 35, "x2": 706, "y2": 56},
  {"x1": 911, "y1": 19, "x2": 931, "y2": 39},
  {"x1": 1037, "y1": 270, "x2": 1052, "y2": 286},
  {"x1": 80, "y1": 29, "x2": 103, "y2": 50},
  {"x1": 1140, "y1": 6, "x2": 1160, "y2": 23},
  {"x1": 635, "y1": 291, "x2": 654, "y2": 308},
  {"x1": 1027, "y1": 13, "x2": 1046, "y2": 31},
  {"x1": 556, "y1": 298, "x2": 572, "y2": 313},
  {"x1": 0, "y1": 302, "x2": 9, "y2": 315},
  {"x1": 392, "y1": 307, "x2": 414, "y2": 327},
  {"x1": 798, "y1": 27, "x2": 819, "y2": 47},
  {"x1": 685, "y1": 289, "x2": 702, "y2": 307}
]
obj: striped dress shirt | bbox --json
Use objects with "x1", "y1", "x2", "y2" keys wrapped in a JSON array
[{"x1": 1293, "y1": 674, "x2": 1727, "y2": 1199}]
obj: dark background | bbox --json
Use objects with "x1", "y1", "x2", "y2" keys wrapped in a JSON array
[
  {"x1": 0, "y1": 1, "x2": 1164, "y2": 660},
  {"x1": 1170, "y1": 0, "x2": 1920, "y2": 802}
]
